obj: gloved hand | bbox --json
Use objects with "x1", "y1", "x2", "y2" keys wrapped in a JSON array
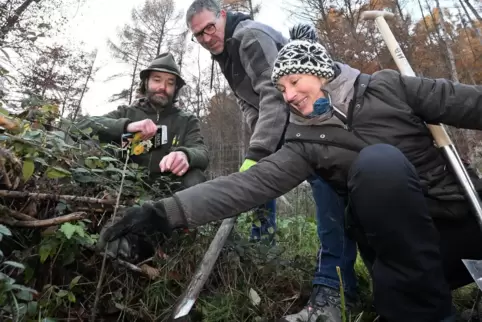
[
  {"x1": 97, "y1": 202, "x2": 172, "y2": 256},
  {"x1": 239, "y1": 159, "x2": 257, "y2": 172}
]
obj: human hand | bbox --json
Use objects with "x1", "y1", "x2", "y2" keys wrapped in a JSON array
[
  {"x1": 97, "y1": 203, "x2": 172, "y2": 254},
  {"x1": 126, "y1": 119, "x2": 158, "y2": 140},
  {"x1": 160, "y1": 151, "x2": 189, "y2": 176}
]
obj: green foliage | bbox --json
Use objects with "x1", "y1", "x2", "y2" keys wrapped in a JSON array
[
  {"x1": 39, "y1": 221, "x2": 98, "y2": 266},
  {"x1": 0, "y1": 225, "x2": 39, "y2": 321}
]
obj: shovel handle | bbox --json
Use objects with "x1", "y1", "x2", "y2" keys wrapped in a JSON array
[{"x1": 427, "y1": 124, "x2": 452, "y2": 148}]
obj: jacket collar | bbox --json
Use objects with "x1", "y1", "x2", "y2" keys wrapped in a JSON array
[{"x1": 212, "y1": 11, "x2": 251, "y2": 61}]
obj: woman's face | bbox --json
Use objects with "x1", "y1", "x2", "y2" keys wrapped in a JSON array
[{"x1": 276, "y1": 74, "x2": 325, "y2": 116}]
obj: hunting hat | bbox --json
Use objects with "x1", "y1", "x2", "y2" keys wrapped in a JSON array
[{"x1": 140, "y1": 52, "x2": 186, "y2": 89}]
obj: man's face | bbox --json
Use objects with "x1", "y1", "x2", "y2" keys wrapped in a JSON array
[
  {"x1": 189, "y1": 9, "x2": 226, "y2": 55},
  {"x1": 146, "y1": 71, "x2": 176, "y2": 108}
]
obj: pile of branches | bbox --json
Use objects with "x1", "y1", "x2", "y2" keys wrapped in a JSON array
[
  {"x1": 0, "y1": 104, "x2": 196, "y2": 320},
  {"x1": 0, "y1": 104, "x2": 316, "y2": 322}
]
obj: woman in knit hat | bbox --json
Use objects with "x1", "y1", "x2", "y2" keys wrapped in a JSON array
[{"x1": 98, "y1": 24, "x2": 482, "y2": 322}]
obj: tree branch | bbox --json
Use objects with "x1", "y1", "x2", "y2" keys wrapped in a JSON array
[
  {"x1": 0, "y1": 190, "x2": 124, "y2": 206},
  {"x1": 0, "y1": 212, "x2": 87, "y2": 227},
  {"x1": 0, "y1": 204, "x2": 35, "y2": 221}
]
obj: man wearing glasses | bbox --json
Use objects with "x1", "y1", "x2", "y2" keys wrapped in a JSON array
[
  {"x1": 185, "y1": 1, "x2": 358, "y2": 321},
  {"x1": 186, "y1": 0, "x2": 283, "y2": 246}
]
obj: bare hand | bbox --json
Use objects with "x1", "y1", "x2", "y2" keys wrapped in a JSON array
[
  {"x1": 126, "y1": 119, "x2": 157, "y2": 140},
  {"x1": 160, "y1": 151, "x2": 189, "y2": 176}
]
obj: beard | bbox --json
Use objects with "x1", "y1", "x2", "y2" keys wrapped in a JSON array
[{"x1": 146, "y1": 88, "x2": 174, "y2": 109}]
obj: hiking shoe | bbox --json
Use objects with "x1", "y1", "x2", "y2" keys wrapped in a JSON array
[{"x1": 279, "y1": 285, "x2": 353, "y2": 322}]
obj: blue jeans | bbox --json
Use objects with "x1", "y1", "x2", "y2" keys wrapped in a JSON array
[
  {"x1": 250, "y1": 199, "x2": 276, "y2": 244},
  {"x1": 309, "y1": 176, "x2": 357, "y2": 299}
]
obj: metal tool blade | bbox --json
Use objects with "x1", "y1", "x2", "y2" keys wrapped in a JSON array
[{"x1": 462, "y1": 259, "x2": 482, "y2": 290}]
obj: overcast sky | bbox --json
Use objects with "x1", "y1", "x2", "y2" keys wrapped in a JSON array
[
  {"x1": 59, "y1": 0, "x2": 461, "y2": 117},
  {"x1": 59, "y1": 0, "x2": 302, "y2": 116}
]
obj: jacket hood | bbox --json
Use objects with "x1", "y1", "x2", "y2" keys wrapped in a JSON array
[{"x1": 288, "y1": 62, "x2": 361, "y2": 126}]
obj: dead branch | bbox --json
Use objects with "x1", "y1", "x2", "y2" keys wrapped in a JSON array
[
  {"x1": 0, "y1": 190, "x2": 121, "y2": 205},
  {"x1": 0, "y1": 212, "x2": 87, "y2": 227},
  {"x1": 0, "y1": 204, "x2": 35, "y2": 221},
  {"x1": 0, "y1": 159, "x2": 12, "y2": 189},
  {"x1": 83, "y1": 245, "x2": 160, "y2": 279}
]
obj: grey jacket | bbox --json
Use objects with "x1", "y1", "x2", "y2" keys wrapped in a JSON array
[
  {"x1": 213, "y1": 12, "x2": 289, "y2": 161},
  {"x1": 156, "y1": 65, "x2": 482, "y2": 228}
]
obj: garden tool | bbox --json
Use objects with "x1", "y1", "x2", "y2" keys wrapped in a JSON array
[
  {"x1": 171, "y1": 217, "x2": 236, "y2": 320},
  {"x1": 361, "y1": 10, "x2": 482, "y2": 290}
]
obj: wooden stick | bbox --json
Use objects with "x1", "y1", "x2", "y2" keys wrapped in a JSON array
[
  {"x1": 0, "y1": 212, "x2": 87, "y2": 227},
  {"x1": 0, "y1": 190, "x2": 119, "y2": 205},
  {"x1": 0, "y1": 204, "x2": 35, "y2": 221}
]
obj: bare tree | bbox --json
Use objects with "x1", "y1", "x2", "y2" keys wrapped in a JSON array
[
  {"x1": 434, "y1": 0, "x2": 460, "y2": 82},
  {"x1": 222, "y1": 0, "x2": 260, "y2": 18},
  {"x1": 107, "y1": 0, "x2": 184, "y2": 104}
]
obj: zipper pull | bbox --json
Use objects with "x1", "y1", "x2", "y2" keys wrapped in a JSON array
[{"x1": 157, "y1": 112, "x2": 159, "y2": 122}]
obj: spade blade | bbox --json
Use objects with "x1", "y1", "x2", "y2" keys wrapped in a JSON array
[{"x1": 462, "y1": 259, "x2": 482, "y2": 290}]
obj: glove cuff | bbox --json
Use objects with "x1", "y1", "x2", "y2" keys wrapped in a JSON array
[{"x1": 142, "y1": 202, "x2": 173, "y2": 235}]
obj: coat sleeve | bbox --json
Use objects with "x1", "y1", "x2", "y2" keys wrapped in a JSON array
[
  {"x1": 159, "y1": 143, "x2": 314, "y2": 228},
  {"x1": 75, "y1": 106, "x2": 131, "y2": 144},
  {"x1": 237, "y1": 97, "x2": 258, "y2": 133},
  {"x1": 237, "y1": 29, "x2": 290, "y2": 161},
  {"x1": 173, "y1": 116, "x2": 209, "y2": 171},
  {"x1": 375, "y1": 69, "x2": 482, "y2": 130}
]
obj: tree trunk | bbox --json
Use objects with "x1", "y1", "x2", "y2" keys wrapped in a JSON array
[
  {"x1": 458, "y1": 4, "x2": 479, "y2": 60},
  {"x1": 0, "y1": 0, "x2": 39, "y2": 43},
  {"x1": 434, "y1": 0, "x2": 460, "y2": 83},
  {"x1": 129, "y1": 47, "x2": 142, "y2": 104},
  {"x1": 248, "y1": 0, "x2": 254, "y2": 19},
  {"x1": 418, "y1": 0, "x2": 435, "y2": 46},
  {"x1": 459, "y1": 0, "x2": 482, "y2": 44},
  {"x1": 72, "y1": 50, "x2": 98, "y2": 122},
  {"x1": 41, "y1": 60, "x2": 56, "y2": 99},
  {"x1": 156, "y1": 19, "x2": 166, "y2": 56},
  {"x1": 463, "y1": 0, "x2": 482, "y2": 22}
]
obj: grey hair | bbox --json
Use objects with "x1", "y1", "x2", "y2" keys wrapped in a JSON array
[{"x1": 186, "y1": 0, "x2": 221, "y2": 27}]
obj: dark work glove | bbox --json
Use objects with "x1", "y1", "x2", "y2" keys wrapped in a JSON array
[
  {"x1": 97, "y1": 202, "x2": 172, "y2": 255},
  {"x1": 98, "y1": 217, "x2": 155, "y2": 262}
]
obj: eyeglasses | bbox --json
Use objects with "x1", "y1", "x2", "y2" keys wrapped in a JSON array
[
  {"x1": 191, "y1": 23, "x2": 216, "y2": 43},
  {"x1": 191, "y1": 14, "x2": 220, "y2": 43}
]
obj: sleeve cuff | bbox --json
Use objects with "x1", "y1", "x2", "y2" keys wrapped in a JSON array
[
  {"x1": 245, "y1": 146, "x2": 272, "y2": 162},
  {"x1": 160, "y1": 195, "x2": 188, "y2": 228}
]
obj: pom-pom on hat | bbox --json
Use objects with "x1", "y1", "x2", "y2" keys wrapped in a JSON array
[{"x1": 271, "y1": 24, "x2": 335, "y2": 84}]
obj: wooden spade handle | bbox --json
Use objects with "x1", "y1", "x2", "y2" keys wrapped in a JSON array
[{"x1": 427, "y1": 124, "x2": 453, "y2": 148}]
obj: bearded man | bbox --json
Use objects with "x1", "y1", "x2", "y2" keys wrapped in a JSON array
[{"x1": 77, "y1": 52, "x2": 209, "y2": 190}]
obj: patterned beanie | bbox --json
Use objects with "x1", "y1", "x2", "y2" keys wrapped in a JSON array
[{"x1": 271, "y1": 24, "x2": 335, "y2": 84}]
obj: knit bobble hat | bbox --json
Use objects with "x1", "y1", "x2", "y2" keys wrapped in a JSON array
[{"x1": 271, "y1": 24, "x2": 335, "y2": 84}]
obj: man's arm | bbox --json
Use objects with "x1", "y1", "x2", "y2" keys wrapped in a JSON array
[
  {"x1": 238, "y1": 29, "x2": 289, "y2": 161},
  {"x1": 75, "y1": 106, "x2": 131, "y2": 143},
  {"x1": 173, "y1": 116, "x2": 209, "y2": 171},
  {"x1": 160, "y1": 143, "x2": 313, "y2": 228},
  {"x1": 373, "y1": 69, "x2": 482, "y2": 130}
]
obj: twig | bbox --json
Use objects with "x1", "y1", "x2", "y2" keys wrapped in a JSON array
[
  {"x1": 83, "y1": 245, "x2": 159, "y2": 278},
  {"x1": 0, "y1": 212, "x2": 87, "y2": 227},
  {"x1": 0, "y1": 204, "x2": 35, "y2": 221},
  {"x1": 0, "y1": 158, "x2": 12, "y2": 188},
  {"x1": 91, "y1": 146, "x2": 131, "y2": 322},
  {"x1": 0, "y1": 190, "x2": 121, "y2": 205}
]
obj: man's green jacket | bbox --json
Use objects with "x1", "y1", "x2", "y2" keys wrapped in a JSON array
[{"x1": 76, "y1": 98, "x2": 209, "y2": 176}]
